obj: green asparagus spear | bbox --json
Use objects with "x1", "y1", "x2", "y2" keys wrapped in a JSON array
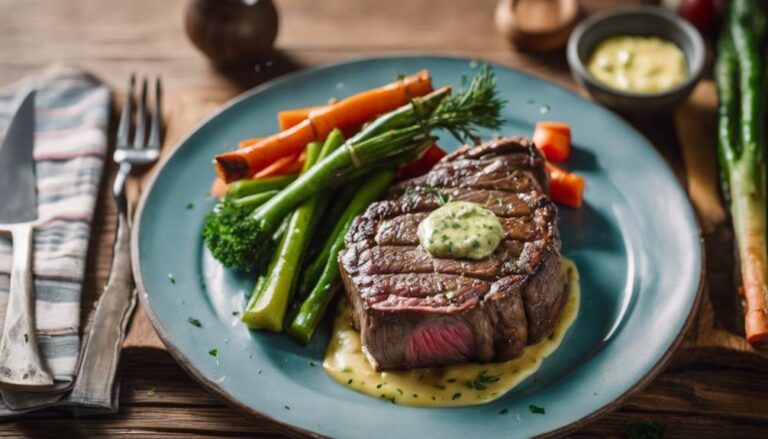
[
  {"x1": 227, "y1": 174, "x2": 296, "y2": 199},
  {"x1": 241, "y1": 130, "x2": 346, "y2": 330},
  {"x1": 288, "y1": 170, "x2": 396, "y2": 344}
]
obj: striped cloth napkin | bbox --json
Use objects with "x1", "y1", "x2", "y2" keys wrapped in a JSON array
[{"x1": 0, "y1": 65, "x2": 111, "y2": 416}]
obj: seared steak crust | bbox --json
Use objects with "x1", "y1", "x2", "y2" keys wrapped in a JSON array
[{"x1": 339, "y1": 136, "x2": 567, "y2": 370}]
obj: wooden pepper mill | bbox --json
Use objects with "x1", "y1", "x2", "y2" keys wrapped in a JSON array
[
  {"x1": 185, "y1": 0, "x2": 279, "y2": 66},
  {"x1": 495, "y1": 0, "x2": 581, "y2": 51}
]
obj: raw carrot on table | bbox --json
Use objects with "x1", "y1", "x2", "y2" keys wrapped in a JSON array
[
  {"x1": 533, "y1": 121, "x2": 571, "y2": 162},
  {"x1": 214, "y1": 70, "x2": 434, "y2": 183},
  {"x1": 546, "y1": 162, "x2": 584, "y2": 208}
]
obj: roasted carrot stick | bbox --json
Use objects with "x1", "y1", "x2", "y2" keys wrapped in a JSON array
[
  {"x1": 278, "y1": 154, "x2": 305, "y2": 176},
  {"x1": 254, "y1": 150, "x2": 307, "y2": 179},
  {"x1": 238, "y1": 137, "x2": 263, "y2": 149},
  {"x1": 210, "y1": 177, "x2": 229, "y2": 199},
  {"x1": 214, "y1": 70, "x2": 433, "y2": 182},
  {"x1": 278, "y1": 106, "x2": 323, "y2": 131},
  {"x1": 253, "y1": 153, "x2": 301, "y2": 179},
  {"x1": 280, "y1": 106, "x2": 362, "y2": 138}
]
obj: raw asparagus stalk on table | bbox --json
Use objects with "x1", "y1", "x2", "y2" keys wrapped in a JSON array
[{"x1": 715, "y1": 0, "x2": 768, "y2": 343}]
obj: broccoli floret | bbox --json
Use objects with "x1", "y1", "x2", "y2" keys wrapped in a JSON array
[{"x1": 202, "y1": 197, "x2": 272, "y2": 272}]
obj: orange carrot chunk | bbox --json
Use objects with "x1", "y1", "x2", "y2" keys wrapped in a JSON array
[
  {"x1": 214, "y1": 70, "x2": 433, "y2": 183},
  {"x1": 533, "y1": 121, "x2": 571, "y2": 162},
  {"x1": 547, "y1": 162, "x2": 584, "y2": 208}
]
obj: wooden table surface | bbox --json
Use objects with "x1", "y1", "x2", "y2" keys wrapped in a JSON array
[{"x1": 2, "y1": 0, "x2": 768, "y2": 437}]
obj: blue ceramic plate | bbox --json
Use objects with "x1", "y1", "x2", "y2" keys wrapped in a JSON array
[{"x1": 133, "y1": 56, "x2": 702, "y2": 438}]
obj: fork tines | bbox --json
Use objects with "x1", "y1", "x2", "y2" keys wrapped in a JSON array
[{"x1": 114, "y1": 74, "x2": 162, "y2": 164}]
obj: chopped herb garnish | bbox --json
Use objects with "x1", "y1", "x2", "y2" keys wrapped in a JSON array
[
  {"x1": 434, "y1": 384, "x2": 446, "y2": 390},
  {"x1": 309, "y1": 362, "x2": 316, "y2": 367},
  {"x1": 284, "y1": 405, "x2": 290, "y2": 410},
  {"x1": 452, "y1": 392, "x2": 462, "y2": 400},
  {"x1": 376, "y1": 383, "x2": 384, "y2": 389},
  {"x1": 413, "y1": 394, "x2": 418, "y2": 398},
  {"x1": 208, "y1": 348, "x2": 220, "y2": 365},
  {"x1": 528, "y1": 404, "x2": 545, "y2": 414},
  {"x1": 396, "y1": 388, "x2": 403, "y2": 395},
  {"x1": 499, "y1": 408, "x2": 508, "y2": 415},
  {"x1": 146, "y1": 388, "x2": 156, "y2": 397},
  {"x1": 186, "y1": 202, "x2": 194, "y2": 210},
  {"x1": 347, "y1": 379, "x2": 353, "y2": 384},
  {"x1": 466, "y1": 370, "x2": 500, "y2": 390},
  {"x1": 168, "y1": 273, "x2": 176, "y2": 284},
  {"x1": 628, "y1": 421, "x2": 666, "y2": 439},
  {"x1": 232, "y1": 311, "x2": 240, "y2": 316},
  {"x1": 187, "y1": 317, "x2": 202, "y2": 328},
  {"x1": 23, "y1": 334, "x2": 28, "y2": 343},
  {"x1": 446, "y1": 378, "x2": 456, "y2": 383},
  {"x1": 431, "y1": 396, "x2": 436, "y2": 401}
]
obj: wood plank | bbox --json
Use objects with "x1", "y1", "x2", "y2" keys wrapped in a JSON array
[{"x1": 1, "y1": 0, "x2": 767, "y2": 436}]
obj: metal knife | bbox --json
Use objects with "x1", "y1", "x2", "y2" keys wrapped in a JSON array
[{"x1": 0, "y1": 90, "x2": 54, "y2": 390}]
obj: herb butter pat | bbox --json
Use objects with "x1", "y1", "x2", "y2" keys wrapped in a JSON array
[{"x1": 417, "y1": 201, "x2": 505, "y2": 260}]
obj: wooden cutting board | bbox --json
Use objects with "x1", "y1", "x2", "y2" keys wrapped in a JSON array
[{"x1": 121, "y1": 78, "x2": 768, "y2": 369}]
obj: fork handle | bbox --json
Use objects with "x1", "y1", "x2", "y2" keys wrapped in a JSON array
[
  {"x1": 0, "y1": 222, "x2": 54, "y2": 390},
  {"x1": 68, "y1": 210, "x2": 136, "y2": 406}
]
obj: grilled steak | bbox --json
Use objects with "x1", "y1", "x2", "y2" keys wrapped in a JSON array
[{"x1": 339, "y1": 136, "x2": 567, "y2": 370}]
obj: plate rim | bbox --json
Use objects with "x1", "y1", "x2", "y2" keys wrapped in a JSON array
[{"x1": 131, "y1": 54, "x2": 705, "y2": 438}]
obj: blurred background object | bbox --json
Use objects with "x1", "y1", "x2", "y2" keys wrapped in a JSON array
[
  {"x1": 567, "y1": 5, "x2": 705, "y2": 113},
  {"x1": 495, "y1": 0, "x2": 581, "y2": 51},
  {"x1": 661, "y1": 0, "x2": 721, "y2": 31},
  {"x1": 185, "y1": 0, "x2": 279, "y2": 66}
]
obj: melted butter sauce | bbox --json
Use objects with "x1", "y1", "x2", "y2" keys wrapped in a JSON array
[
  {"x1": 587, "y1": 36, "x2": 687, "y2": 93},
  {"x1": 323, "y1": 259, "x2": 580, "y2": 407}
]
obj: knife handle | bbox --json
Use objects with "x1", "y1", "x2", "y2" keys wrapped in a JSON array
[
  {"x1": 0, "y1": 222, "x2": 54, "y2": 390},
  {"x1": 68, "y1": 210, "x2": 136, "y2": 406}
]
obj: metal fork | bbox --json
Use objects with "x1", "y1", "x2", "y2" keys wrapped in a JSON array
[{"x1": 68, "y1": 75, "x2": 162, "y2": 407}]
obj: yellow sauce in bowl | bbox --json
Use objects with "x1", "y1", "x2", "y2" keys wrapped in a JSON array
[
  {"x1": 587, "y1": 36, "x2": 687, "y2": 93},
  {"x1": 323, "y1": 259, "x2": 580, "y2": 407}
]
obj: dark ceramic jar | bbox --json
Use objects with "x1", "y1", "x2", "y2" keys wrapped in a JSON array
[{"x1": 185, "y1": 0, "x2": 279, "y2": 65}]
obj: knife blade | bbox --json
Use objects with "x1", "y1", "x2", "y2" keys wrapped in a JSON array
[
  {"x1": 0, "y1": 91, "x2": 37, "y2": 224},
  {"x1": 0, "y1": 90, "x2": 54, "y2": 390}
]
